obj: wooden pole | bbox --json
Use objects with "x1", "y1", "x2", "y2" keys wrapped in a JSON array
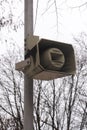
[{"x1": 24, "y1": 0, "x2": 33, "y2": 130}]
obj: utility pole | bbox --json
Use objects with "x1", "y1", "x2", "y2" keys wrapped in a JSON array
[{"x1": 24, "y1": 0, "x2": 33, "y2": 130}]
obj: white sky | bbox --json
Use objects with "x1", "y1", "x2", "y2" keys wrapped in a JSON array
[
  {"x1": 34, "y1": 0, "x2": 87, "y2": 43},
  {"x1": 0, "y1": 0, "x2": 87, "y2": 54}
]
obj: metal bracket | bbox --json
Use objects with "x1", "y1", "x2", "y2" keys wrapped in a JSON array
[
  {"x1": 15, "y1": 57, "x2": 31, "y2": 71},
  {"x1": 25, "y1": 35, "x2": 39, "y2": 53}
]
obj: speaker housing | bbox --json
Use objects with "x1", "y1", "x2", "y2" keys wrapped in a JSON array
[{"x1": 24, "y1": 36, "x2": 76, "y2": 80}]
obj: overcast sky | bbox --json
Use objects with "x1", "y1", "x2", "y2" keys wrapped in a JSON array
[
  {"x1": 34, "y1": 0, "x2": 87, "y2": 43},
  {"x1": 0, "y1": 0, "x2": 87, "y2": 54}
]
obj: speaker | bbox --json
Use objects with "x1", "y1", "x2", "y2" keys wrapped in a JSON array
[{"x1": 23, "y1": 36, "x2": 76, "y2": 80}]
